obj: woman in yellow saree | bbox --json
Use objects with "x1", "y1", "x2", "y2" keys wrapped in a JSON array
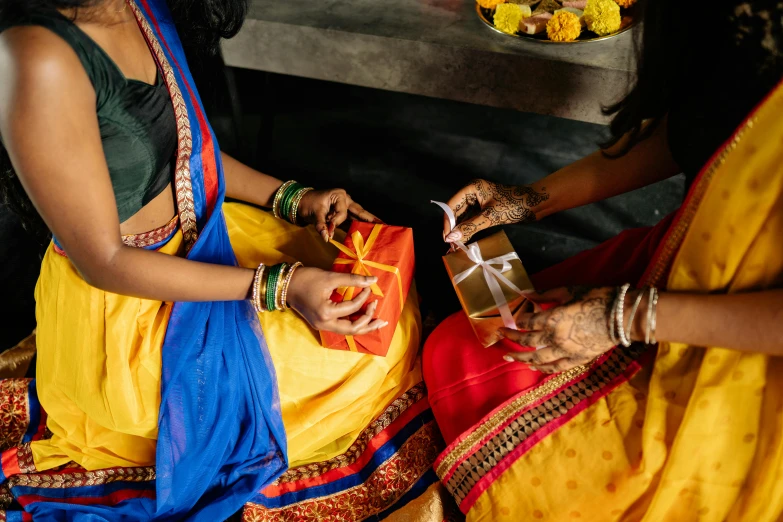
[
  {"x1": 426, "y1": 1, "x2": 783, "y2": 520},
  {"x1": 0, "y1": 1, "x2": 431, "y2": 519}
]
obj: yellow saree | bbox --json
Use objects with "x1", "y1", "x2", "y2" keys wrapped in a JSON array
[
  {"x1": 31, "y1": 203, "x2": 421, "y2": 471},
  {"x1": 434, "y1": 84, "x2": 783, "y2": 521}
]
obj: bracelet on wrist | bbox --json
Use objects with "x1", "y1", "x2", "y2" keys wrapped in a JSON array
[
  {"x1": 272, "y1": 180, "x2": 315, "y2": 225},
  {"x1": 615, "y1": 283, "x2": 632, "y2": 347}
]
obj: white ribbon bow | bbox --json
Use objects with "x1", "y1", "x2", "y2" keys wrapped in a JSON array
[{"x1": 433, "y1": 200, "x2": 526, "y2": 330}]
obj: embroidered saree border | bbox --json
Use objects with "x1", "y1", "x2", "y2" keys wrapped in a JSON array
[
  {"x1": 0, "y1": 381, "x2": 32, "y2": 453},
  {"x1": 121, "y1": 214, "x2": 179, "y2": 248},
  {"x1": 641, "y1": 119, "x2": 755, "y2": 288},
  {"x1": 127, "y1": 0, "x2": 198, "y2": 248},
  {"x1": 243, "y1": 422, "x2": 442, "y2": 522},
  {"x1": 435, "y1": 346, "x2": 645, "y2": 512},
  {"x1": 273, "y1": 383, "x2": 426, "y2": 485}
]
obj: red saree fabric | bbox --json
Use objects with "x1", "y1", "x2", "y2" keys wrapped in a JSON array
[{"x1": 424, "y1": 214, "x2": 675, "y2": 445}]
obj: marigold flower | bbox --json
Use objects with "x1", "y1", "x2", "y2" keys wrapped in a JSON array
[
  {"x1": 614, "y1": 0, "x2": 636, "y2": 7},
  {"x1": 546, "y1": 11, "x2": 581, "y2": 42},
  {"x1": 583, "y1": 0, "x2": 621, "y2": 35},
  {"x1": 478, "y1": 0, "x2": 506, "y2": 10},
  {"x1": 493, "y1": 4, "x2": 527, "y2": 34}
]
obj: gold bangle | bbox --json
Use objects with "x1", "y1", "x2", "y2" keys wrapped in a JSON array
[
  {"x1": 289, "y1": 187, "x2": 313, "y2": 225},
  {"x1": 272, "y1": 180, "x2": 296, "y2": 219},
  {"x1": 251, "y1": 264, "x2": 265, "y2": 313},
  {"x1": 280, "y1": 262, "x2": 302, "y2": 310},
  {"x1": 258, "y1": 264, "x2": 272, "y2": 312},
  {"x1": 274, "y1": 263, "x2": 287, "y2": 311}
]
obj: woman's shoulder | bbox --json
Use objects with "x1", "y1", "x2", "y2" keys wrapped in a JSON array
[{"x1": 0, "y1": 25, "x2": 95, "y2": 112}]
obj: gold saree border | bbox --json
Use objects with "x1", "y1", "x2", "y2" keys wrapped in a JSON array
[
  {"x1": 642, "y1": 119, "x2": 755, "y2": 288},
  {"x1": 127, "y1": 0, "x2": 199, "y2": 249},
  {"x1": 436, "y1": 345, "x2": 644, "y2": 509},
  {"x1": 273, "y1": 383, "x2": 426, "y2": 484},
  {"x1": 0, "y1": 380, "x2": 31, "y2": 452},
  {"x1": 5, "y1": 463, "x2": 155, "y2": 490},
  {"x1": 121, "y1": 214, "x2": 179, "y2": 248},
  {"x1": 242, "y1": 421, "x2": 442, "y2": 522}
]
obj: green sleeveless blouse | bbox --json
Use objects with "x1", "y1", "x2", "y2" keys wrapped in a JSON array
[{"x1": 1, "y1": 9, "x2": 177, "y2": 222}]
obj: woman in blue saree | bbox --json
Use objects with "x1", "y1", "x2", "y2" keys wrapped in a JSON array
[{"x1": 0, "y1": 0, "x2": 432, "y2": 519}]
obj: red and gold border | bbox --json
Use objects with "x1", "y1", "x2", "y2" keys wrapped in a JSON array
[
  {"x1": 0, "y1": 380, "x2": 31, "y2": 452},
  {"x1": 121, "y1": 214, "x2": 179, "y2": 248},
  {"x1": 435, "y1": 345, "x2": 646, "y2": 512},
  {"x1": 273, "y1": 384, "x2": 426, "y2": 485},
  {"x1": 127, "y1": 0, "x2": 198, "y2": 249},
  {"x1": 243, "y1": 422, "x2": 442, "y2": 522}
]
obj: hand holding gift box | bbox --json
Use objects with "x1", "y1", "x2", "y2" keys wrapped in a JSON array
[
  {"x1": 320, "y1": 221, "x2": 415, "y2": 356},
  {"x1": 433, "y1": 201, "x2": 535, "y2": 347}
]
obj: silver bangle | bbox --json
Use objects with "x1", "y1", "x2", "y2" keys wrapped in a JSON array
[
  {"x1": 608, "y1": 288, "x2": 620, "y2": 345},
  {"x1": 624, "y1": 287, "x2": 645, "y2": 346},
  {"x1": 644, "y1": 287, "x2": 655, "y2": 344},
  {"x1": 649, "y1": 287, "x2": 659, "y2": 344},
  {"x1": 616, "y1": 284, "x2": 632, "y2": 347}
]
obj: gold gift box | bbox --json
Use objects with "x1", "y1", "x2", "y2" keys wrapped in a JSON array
[{"x1": 443, "y1": 231, "x2": 535, "y2": 347}]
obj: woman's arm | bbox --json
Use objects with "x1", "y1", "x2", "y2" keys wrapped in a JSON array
[
  {"x1": 641, "y1": 290, "x2": 783, "y2": 355},
  {"x1": 222, "y1": 152, "x2": 282, "y2": 207},
  {"x1": 221, "y1": 151, "x2": 379, "y2": 241},
  {"x1": 500, "y1": 287, "x2": 783, "y2": 373},
  {"x1": 0, "y1": 27, "x2": 384, "y2": 336},
  {"x1": 443, "y1": 118, "x2": 682, "y2": 242}
]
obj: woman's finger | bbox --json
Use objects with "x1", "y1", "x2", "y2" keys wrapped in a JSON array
[
  {"x1": 328, "y1": 195, "x2": 350, "y2": 234},
  {"x1": 348, "y1": 202, "x2": 382, "y2": 223},
  {"x1": 499, "y1": 327, "x2": 545, "y2": 348},
  {"x1": 315, "y1": 221, "x2": 330, "y2": 242},
  {"x1": 353, "y1": 318, "x2": 388, "y2": 336},
  {"x1": 350, "y1": 300, "x2": 378, "y2": 331},
  {"x1": 443, "y1": 183, "x2": 480, "y2": 238},
  {"x1": 331, "y1": 287, "x2": 372, "y2": 317}
]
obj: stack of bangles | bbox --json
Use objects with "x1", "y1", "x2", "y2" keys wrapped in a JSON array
[
  {"x1": 251, "y1": 262, "x2": 303, "y2": 313},
  {"x1": 608, "y1": 284, "x2": 659, "y2": 347},
  {"x1": 272, "y1": 180, "x2": 314, "y2": 225}
]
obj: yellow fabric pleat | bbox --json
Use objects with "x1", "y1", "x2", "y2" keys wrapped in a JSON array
[
  {"x1": 31, "y1": 203, "x2": 421, "y2": 471},
  {"x1": 471, "y1": 86, "x2": 783, "y2": 522},
  {"x1": 31, "y1": 232, "x2": 183, "y2": 470},
  {"x1": 223, "y1": 203, "x2": 421, "y2": 465}
]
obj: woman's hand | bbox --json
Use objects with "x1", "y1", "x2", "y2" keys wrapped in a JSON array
[
  {"x1": 287, "y1": 266, "x2": 388, "y2": 335},
  {"x1": 443, "y1": 179, "x2": 550, "y2": 243},
  {"x1": 500, "y1": 286, "x2": 616, "y2": 373},
  {"x1": 298, "y1": 188, "x2": 380, "y2": 242}
]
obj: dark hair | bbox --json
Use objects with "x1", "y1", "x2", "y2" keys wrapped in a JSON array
[
  {"x1": 603, "y1": 0, "x2": 783, "y2": 153},
  {"x1": 0, "y1": 0, "x2": 247, "y2": 241}
]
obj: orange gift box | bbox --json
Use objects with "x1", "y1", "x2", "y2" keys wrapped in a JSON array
[{"x1": 319, "y1": 221, "x2": 415, "y2": 356}]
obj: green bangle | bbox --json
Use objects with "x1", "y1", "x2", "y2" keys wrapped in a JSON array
[
  {"x1": 273, "y1": 180, "x2": 296, "y2": 219},
  {"x1": 266, "y1": 264, "x2": 282, "y2": 312},
  {"x1": 281, "y1": 183, "x2": 302, "y2": 219}
]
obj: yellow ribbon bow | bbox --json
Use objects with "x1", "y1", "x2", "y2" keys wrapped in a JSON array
[
  {"x1": 329, "y1": 225, "x2": 405, "y2": 352},
  {"x1": 330, "y1": 224, "x2": 404, "y2": 305}
]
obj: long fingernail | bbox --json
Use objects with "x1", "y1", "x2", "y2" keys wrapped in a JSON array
[
  {"x1": 322, "y1": 231, "x2": 329, "y2": 242},
  {"x1": 445, "y1": 231, "x2": 462, "y2": 242},
  {"x1": 503, "y1": 355, "x2": 514, "y2": 362},
  {"x1": 528, "y1": 367, "x2": 539, "y2": 372},
  {"x1": 379, "y1": 321, "x2": 389, "y2": 328},
  {"x1": 535, "y1": 345, "x2": 547, "y2": 351}
]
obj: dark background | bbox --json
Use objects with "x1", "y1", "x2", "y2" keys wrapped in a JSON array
[{"x1": 0, "y1": 55, "x2": 684, "y2": 353}]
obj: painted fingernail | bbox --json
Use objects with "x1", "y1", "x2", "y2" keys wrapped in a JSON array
[
  {"x1": 445, "y1": 230, "x2": 462, "y2": 242},
  {"x1": 379, "y1": 321, "x2": 389, "y2": 328},
  {"x1": 535, "y1": 345, "x2": 548, "y2": 351},
  {"x1": 503, "y1": 355, "x2": 514, "y2": 362}
]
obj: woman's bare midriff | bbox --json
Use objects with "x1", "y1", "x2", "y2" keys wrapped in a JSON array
[{"x1": 119, "y1": 182, "x2": 177, "y2": 235}]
